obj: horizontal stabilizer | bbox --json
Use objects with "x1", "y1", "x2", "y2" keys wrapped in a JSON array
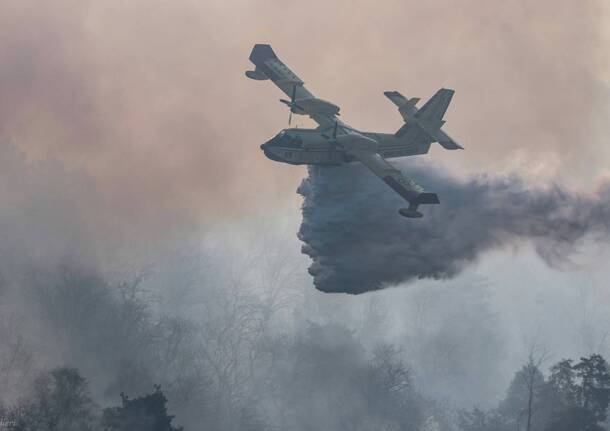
[
  {"x1": 384, "y1": 91, "x2": 420, "y2": 120},
  {"x1": 438, "y1": 139, "x2": 463, "y2": 150},
  {"x1": 384, "y1": 91, "x2": 407, "y2": 107},
  {"x1": 435, "y1": 129, "x2": 464, "y2": 150}
]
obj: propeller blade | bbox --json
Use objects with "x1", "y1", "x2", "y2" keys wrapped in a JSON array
[
  {"x1": 281, "y1": 85, "x2": 304, "y2": 125},
  {"x1": 280, "y1": 99, "x2": 303, "y2": 110}
]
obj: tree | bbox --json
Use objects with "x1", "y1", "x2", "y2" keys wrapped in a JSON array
[
  {"x1": 498, "y1": 360, "x2": 548, "y2": 431},
  {"x1": 458, "y1": 407, "x2": 510, "y2": 431},
  {"x1": 497, "y1": 346, "x2": 551, "y2": 431},
  {"x1": 573, "y1": 354, "x2": 610, "y2": 422},
  {"x1": 460, "y1": 354, "x2": 610, "y2": 431},
  {"x1": 10, "y1": 368, "x2": 99, "y2": 431},
  {"x1": 101, "y1": 385, "x2": 182, "y2": 431},
  {"x1": 362, "y1": 344, "x2": 423, "y2": 430},
  {"x1": 548, "y1": 359, "x2": 578, "y2": 407},
  {"x1": 545, "y1": 354, "x2": 610, "y2": 431}
]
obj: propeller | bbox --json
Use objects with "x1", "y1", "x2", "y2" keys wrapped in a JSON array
[
  {"x1": 279, "y1": 84, "x2": 303, "y2": 125},
  {"x1": 328, "y1": 120, "x2": 342, "y2": 149}
]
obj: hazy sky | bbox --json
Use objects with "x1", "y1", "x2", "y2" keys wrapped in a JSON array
[
  {"x1": 0, "y1": 0, "x2": 608, "y2": 307},
  {"x1": 2, "y1": 0, "x2": 609, "y2": 253}
]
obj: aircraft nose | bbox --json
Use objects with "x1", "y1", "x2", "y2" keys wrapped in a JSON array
[
  {"x1": 260, "y1": 142, "x2": 272, "y2": 157},
  {"x1": 260, "y1": 143, "x2": 284, "y2": 162}
]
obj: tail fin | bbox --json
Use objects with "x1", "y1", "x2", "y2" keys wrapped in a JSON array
[
  {"x1": 415, "y1": 88, "x2": 454, "y2": 123},
  {"x1": 385, "y1": 88, "x2": 463, "y2": 150}
]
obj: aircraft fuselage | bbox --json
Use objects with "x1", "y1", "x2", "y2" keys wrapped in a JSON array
[{"x1": 260, "y1": 128, "x2": 430, "y2": 166}]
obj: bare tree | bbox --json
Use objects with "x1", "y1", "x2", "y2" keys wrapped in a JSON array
[{"x1": 522, "y1": 347, "x2": 548, "y2": 431}]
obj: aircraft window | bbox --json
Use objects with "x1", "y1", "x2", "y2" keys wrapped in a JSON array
[
  {"x1": 266, "y1": 131, "x2": 302, "y2": 149},
  {"x1": 281, "y1": 134, "x2": 302, "y2": 148}
]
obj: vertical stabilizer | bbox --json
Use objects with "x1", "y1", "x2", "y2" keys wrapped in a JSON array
[{"x1": 415, "y1": 88, "x2": 454, "y2": 122}]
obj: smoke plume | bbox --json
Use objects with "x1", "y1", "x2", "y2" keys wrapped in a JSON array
[{"x1": 298, "y1": 160, "x2": 610, "y2": 294}]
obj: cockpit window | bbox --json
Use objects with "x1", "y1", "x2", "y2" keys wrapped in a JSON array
[{"x1": 266, "y1": 131, "x2": 302, "y2": 148}]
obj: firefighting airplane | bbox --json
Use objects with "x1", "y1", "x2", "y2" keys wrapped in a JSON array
[{"x1": 246, "y1": 44, "x2": 463, "y2": 218}]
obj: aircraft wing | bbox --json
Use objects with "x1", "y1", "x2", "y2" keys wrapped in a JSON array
[
  {"x1": 347, "y1": 145, "x2": 440, "y2": 218},
  {"x1": 246, "y1": 44, "x2": 339, "y2": 128}
]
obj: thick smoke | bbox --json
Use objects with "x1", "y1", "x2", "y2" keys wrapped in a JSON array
[{"x1": 298, "y1": 160, "x2": 610, "y2": 294}]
